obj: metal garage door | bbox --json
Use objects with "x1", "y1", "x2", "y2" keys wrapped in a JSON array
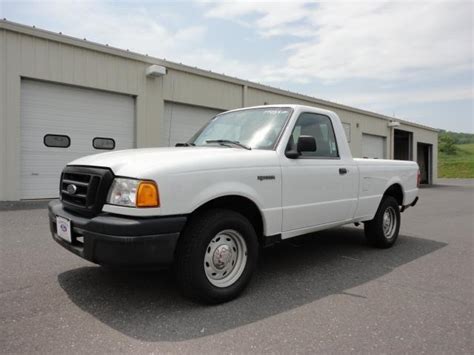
[
  {"x1": 21, "y1": 80, "x2": 135, "y2": 199},
  {"x1": 164, "y1": 102, "x2": 222, "y2": 146},
  {"x1": 362, "y1": 133, "x2": 386, "y2": 159}
]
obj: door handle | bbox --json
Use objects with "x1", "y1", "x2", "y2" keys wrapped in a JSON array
[{"x1": 339, "y1": 168, "x2": 348, "y2": 175}]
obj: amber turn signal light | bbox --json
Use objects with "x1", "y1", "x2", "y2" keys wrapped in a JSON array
[{"x1": 136, "y1": 181, "x2": 160, "y2": 207}]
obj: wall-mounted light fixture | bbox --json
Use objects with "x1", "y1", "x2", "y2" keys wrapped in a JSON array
[
  {"x1": 145, "y1": 65, "x2": 167, "y2": 78},
  {"x1": 388, "y1": 121, "x2": 400, "y2": 127}
]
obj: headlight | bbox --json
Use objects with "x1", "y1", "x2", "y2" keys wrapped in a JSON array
[{"x1": 107, "y1": 178, "x2": 159, "y2": 208}]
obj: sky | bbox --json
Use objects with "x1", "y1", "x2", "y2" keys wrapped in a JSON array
[{"x1": 1, "y1": 0, "x2": 473, "y2": 133}]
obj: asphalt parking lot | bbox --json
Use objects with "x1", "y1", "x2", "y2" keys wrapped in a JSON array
[{"x1": 1, "y1": 179, "x2": 472, "y2": 353}]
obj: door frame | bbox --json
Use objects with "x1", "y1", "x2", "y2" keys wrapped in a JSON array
[{"x1": 417, "y1": 142, "x2": 433, "y2": 184}]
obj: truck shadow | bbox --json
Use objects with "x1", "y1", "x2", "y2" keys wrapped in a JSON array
[{"x1": 57, "y1": 226, "x2": 446, "y2": 342}]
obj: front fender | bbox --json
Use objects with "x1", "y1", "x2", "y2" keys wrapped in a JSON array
[
  {"x1": 158, "y1": 167, "x2": 282, "y2": 236},
  {"x1": 189, "y1": 181, "x2": 265, "y2": 213}
]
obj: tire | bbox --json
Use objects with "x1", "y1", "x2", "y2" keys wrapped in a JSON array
[
  {"x1": 175, "y1": 209, "x2": 259, "y2": 304},
  {"x1": 364, "y1": 196, "x2": 401, "y2": 248}
]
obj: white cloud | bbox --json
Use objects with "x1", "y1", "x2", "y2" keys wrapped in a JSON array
[
  {"x1": 202, "y1": 0, "x2": 474, "y2": 83},
  {"x1": 177, "y1": 49, "x2": 265, "y2": 80},
  {"x1": 8, "y1": 0, "x2": 207, "y2": 63},
  {"x1": 338, "y1": 85, "x2": 474, "y2": 108},
  {"x1": 204, "y1": 0, "x2": 311, "y2": 37}
]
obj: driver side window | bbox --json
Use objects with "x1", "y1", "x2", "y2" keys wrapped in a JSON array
[{"x1": 289, "y1": 113, "x2": 339, "y2": 158}]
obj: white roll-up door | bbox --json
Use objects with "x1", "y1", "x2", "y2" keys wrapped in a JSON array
[
  {"x1": 164, "y1": 102, "x2": 222, "y2": 146},
  {"x1": 20, "y1": 80, "x2": 135, "y2": 199},
  {"x1": 362, "y1": 133, "x2": 386, "y2": 159}
]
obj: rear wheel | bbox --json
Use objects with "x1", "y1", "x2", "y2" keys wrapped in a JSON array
[
  {"x1": 175, "y1": 209, "x2": 258, "y2": 304},
  {"x1": 364, "y1": 196, "x2": 401, "y2": 248}
]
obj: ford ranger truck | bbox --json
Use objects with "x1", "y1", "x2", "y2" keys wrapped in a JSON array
[{"x1": 48, "y1": 105, "x2": 419, "y2": 303}]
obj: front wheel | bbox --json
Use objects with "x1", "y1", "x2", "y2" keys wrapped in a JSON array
[
  {"x1": 364, "y1": 196, "x2": 401, "y2": 248},
  {"x1": 175, "y1": 209, "x2": 258, "y2": 304}
]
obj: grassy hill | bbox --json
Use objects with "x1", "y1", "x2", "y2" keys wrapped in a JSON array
[{"x1": 438, "y1": 143, "x2": 474, "y2": 178}]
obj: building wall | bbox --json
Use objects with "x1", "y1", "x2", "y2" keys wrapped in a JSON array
[
  {"x1": 0, "y1": 22, "x2": 439, "y2": 200},
  {"x1": 397, "y1": 122, "x2": 438, "y2": 184},
  {"x1": 0, "y1": 28, "x2": 164, "y2": 200},
  {"x1": 0, "y1": 29, "x2": 6, "y2": 201}
]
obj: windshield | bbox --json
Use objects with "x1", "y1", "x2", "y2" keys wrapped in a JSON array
[{"x1": 190, "y1": 107, "x2": 292, "y2": 150}]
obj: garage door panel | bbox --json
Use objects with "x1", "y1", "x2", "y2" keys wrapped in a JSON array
[
  {"x1": 362, "y1": 134, "x2": 386, "y2": 159},
  {"x1": 21, "y1": 80, "x2": 135, "y2": 199},
  {"x1": 21, "y1": 114, "x2": 134, "y2": 130},
  {"x1": 164, "y1": 102, "x2": 222, "y2": 146}
]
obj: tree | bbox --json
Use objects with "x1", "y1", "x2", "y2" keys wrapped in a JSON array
[{"x1": 439, "y1": 134, "x2": 457, "y2": 155}]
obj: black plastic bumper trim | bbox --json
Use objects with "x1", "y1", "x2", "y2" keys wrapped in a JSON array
[
  {"x1": 48, "y1": 200, "x2": 187, "y2": 266},
  {"x1": 401, "y1": 196, "x2": 419, "y2": 213}
]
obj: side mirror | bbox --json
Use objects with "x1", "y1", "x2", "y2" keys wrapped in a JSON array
[
  {"x1": 297, "y1": 135, "x2": 317, "y2": 153},
  {"x1": 285, "y1": 135, "x2": 317, "y2": 159}
]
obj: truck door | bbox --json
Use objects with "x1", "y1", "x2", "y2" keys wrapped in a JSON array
[{"x1": 280, "y1": 112, "x2": 358, "y2": 234}]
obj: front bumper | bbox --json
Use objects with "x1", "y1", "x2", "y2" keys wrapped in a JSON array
[{"x1": 48, "y1": 200, "x2": 187, "y2": 266}]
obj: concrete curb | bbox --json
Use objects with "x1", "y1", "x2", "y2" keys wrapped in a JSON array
[{"x1": 0, "y1": 199, "x2": 52, "y2": 211}]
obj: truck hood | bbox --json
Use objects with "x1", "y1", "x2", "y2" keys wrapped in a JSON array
[{"x1": 68, "y1": 147, "x2": 279, "y2": 178}]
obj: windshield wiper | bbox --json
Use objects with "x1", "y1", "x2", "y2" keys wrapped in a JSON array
[
  {"x1": 205, "y1": 139, "x2": 251, "y2": 150},
  {"x1": 175, "y1": 142, "x2": 195, "y2": 147}
]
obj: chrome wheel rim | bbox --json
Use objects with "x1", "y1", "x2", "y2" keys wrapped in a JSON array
[
  {"x1": 382, "y1": 206, "x2": 397, "y2": 239},
  {"x1": 204, "y1": 229, "x2": 248, "y2": 288}
]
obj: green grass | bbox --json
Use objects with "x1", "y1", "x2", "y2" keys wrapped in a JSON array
[{"x1": 438, "y1": 143, "x2": 474, "y2": 178}]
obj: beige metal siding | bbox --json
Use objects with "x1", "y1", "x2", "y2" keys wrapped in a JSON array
[
  {"x1": 0, "y1": 29, "x2": 6, "y2": 202},
  {"x1": 163, "y1": 69, "x2": 243, "y2": 111}
]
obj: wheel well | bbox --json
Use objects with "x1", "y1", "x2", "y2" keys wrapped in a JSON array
[
  {"x1": 192, "y1": 195, "x2": 264, "y2": 242},
  {"x1": 383, "y1": 184, "x2": 404, "y2": 206}
]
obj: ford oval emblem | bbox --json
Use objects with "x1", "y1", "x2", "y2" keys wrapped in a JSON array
[{"x1": 66, "y1": 184, "x2": 77, "y2": 195}]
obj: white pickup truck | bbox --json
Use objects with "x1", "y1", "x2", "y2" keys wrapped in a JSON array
[{"x1": 48, "y1": 105, "x2": 419, "y2": 303}]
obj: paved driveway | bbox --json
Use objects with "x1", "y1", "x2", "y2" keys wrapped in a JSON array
[{"x1": 1, "y1": 179, "x2": 472, "y2": 353}]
